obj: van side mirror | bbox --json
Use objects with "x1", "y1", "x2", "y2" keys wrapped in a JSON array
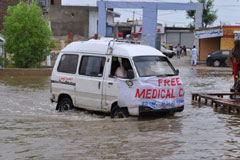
[
  {"x1": 127, "y1": 69, "x2": 134, "y2": 79},
  {"x1": 176, "y1": 69, "x2": 179, "y2": 75}
]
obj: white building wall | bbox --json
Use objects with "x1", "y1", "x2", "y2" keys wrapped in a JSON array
[
  {"x1": 107, "y1": 15, "x2": 114, "y2": 26},
  {"x1": 62, "y1": 0, "x2": 117, "y2": 38},
  {"x1": 89, "y1": 10, "x2": 115, "y2": 38},
  {"x1": 89, "y1": 11, "x2": 98, "y2": 38},
  {"x1": 160, "y1": 34, "x2": 166, "y2": 45},
  {"x1": 62, "y1": 0, "x2": 97, "y2": 6}
]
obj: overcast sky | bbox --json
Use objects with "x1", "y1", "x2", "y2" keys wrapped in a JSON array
[{"x1": 113, "y1": 0, "x2": 240, "y2": 27}]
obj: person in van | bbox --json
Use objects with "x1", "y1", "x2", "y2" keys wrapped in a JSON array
[{"x1": 115, "y1": 58, "x2": 131, "y2": 78}]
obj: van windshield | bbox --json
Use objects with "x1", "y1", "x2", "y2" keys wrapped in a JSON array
[{"x1": 133, "y1": 56, "x2": 177, "y2": 77}]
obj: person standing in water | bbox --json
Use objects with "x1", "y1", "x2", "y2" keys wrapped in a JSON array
[{"x1": 190, "y1": 45, "x2": 198, "y2": 66}]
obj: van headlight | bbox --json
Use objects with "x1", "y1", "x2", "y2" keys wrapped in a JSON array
[{"x1": 208, "y1": 55, "x2": 211, "y2": 57}]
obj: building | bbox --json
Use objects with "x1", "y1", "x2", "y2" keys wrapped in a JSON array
[
  {"x1": 195, "y1": 26, "x2": 240, "y2": 61},
  {"x1": 48, "y1": 0, "x2": 89, "y2": 38},
  {"x1": 88, "y1": 8, "x2": 120, "y2": 38},
  {"x1": 59, "y1": 0, "x2": 120, "y2": 39},
  {"x1": 114, "y1": 19, "x2": 164, "y2": 37},
  {"x1": 0, "y1": 34, "x2": 5, "y2": 68},
  {"x1": 0, "y1": 0, "x2": 119, "y2": 39},
  {"x1": 0, "y1": 0, "x2": 20, "y2": 31},
  {"x1": 161, "y1": 27, "x2": 194, "y2": 49},
  {"x1": 0, "y1": 0, "x2": 50, "y2": 31},
  {"x1": 113, "y1": 19, "x2": 164, "y2": 49},
  {"x1": 113, "y1": 20, "x2": 194, "y2": 50}
]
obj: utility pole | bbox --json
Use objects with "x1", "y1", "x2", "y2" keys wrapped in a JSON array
[
  {"x1": 132, "y1": 11, "x2": 135, "y2": 33},
  {"x1": 133, "y1": 11, "x2": 135, "y2": 22}
]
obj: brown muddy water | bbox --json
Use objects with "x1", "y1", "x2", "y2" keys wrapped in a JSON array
[{"x1": 0, "y1": 67, "x2": 240, "y2": 160}]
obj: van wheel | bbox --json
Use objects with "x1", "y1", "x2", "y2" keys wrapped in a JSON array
[
  {"x1": 111, "y1": 105, "x2": 129, "y2": 118},
  {"x1": 58, "y1": 98, "x2": 73, "y2": 112}
]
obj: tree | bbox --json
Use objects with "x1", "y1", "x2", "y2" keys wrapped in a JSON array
[
  {"x1": 186, "y1": 0, "x2": 217, "y2": 28},
  {"x1": 2, "y1": 1, "x2": 53, "y2": 68}
]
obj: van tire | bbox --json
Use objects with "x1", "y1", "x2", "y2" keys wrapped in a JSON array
[
  {"x1": 58, "y1": 98, "x2": 73, "y2": 112},
  {"x1": 111, "y1": 105, "x2": 129, "y2": 118}
]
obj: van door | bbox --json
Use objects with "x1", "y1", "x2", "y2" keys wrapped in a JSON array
[
  {"x1": 103, "y1": 56, "x2": 134, "y2": 110},
  {"x1": 75, "y1": 55, "x2": 106, "y2": 110},
  {"x1": 51, "y1": 53, "x2": 79, "y2": 105}
]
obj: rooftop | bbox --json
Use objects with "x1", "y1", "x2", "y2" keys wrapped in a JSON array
[{"x1": 62, "y1": 38, "x2": 165, "y2": 57}]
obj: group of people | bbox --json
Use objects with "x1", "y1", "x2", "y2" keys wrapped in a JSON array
[
  {"x1": 163, "y1": 42, "x2": 199, "y2": 66},
  {"x1": 176, "y1": 44, "x2": 187, "y2": 58},
  {"x1": 176, "y1": 43, "x2": 198, "y2": 66}
]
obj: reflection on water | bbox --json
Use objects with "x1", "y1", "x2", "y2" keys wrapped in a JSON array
[
  {"x1": 0, "y1": 76, "x2": 49, "y2": 89},
  {"x1": 1, "y1": 67, "x2": 240, "y2": 159}
]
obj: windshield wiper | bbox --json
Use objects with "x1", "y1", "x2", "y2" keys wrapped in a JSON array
[{"x1": 156, "y1": 74, "x2": 176, "y2": 77}]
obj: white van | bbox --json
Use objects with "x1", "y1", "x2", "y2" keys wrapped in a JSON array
[{"x1": 50, "y1": 39, "x2": 184, "y2": 118}]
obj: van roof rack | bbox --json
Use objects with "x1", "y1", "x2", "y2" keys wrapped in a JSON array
[
  {"x1": 105, "y1": 38, "x2": 141, "y2": 54},
  {"x1": 115, "y1": 39, "x2": 141, "y2": 44},
  {"x1": 96, "y1": 37, "x2": 141, "y2": 44}
]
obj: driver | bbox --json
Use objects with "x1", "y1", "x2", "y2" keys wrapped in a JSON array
[{"x1": 115, "y1": 58, "x2": 131, "y2": 78}]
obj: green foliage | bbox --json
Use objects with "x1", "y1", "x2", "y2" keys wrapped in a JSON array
[
  {"x1": 2, "y1": 1, "x2": 53, "y2": 68},
  {"x1": 6, "y1": 63, "x2": 15, "y2": 68},
  {"x1": 186, "y1": 0, "x2": 217, "y2": 28},
  {"x1": 187, "y1": 23, "x2": 195, "y2": 32}
]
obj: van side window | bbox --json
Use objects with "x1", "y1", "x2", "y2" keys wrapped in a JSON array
[
  {"x1": 79, "y1": 56, "x2": 106, "y2": 77},
  {"x1": 57, "y1": 54, "x2": 79, "y2": 74},
  {"x1": 110, "y1": 57, "x2": 133, "y2": 78}
]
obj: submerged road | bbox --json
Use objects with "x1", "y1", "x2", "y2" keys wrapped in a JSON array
[{"x1": 0, "y1": 57, "x2": 239, "y2": 159}]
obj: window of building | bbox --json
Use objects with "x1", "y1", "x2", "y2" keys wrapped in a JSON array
[
  {"x1": 51, "y1": 0, "x2": 54, "y2": 5},
  {"x1": 79, "y1": 56, "x2": 106, "y2": 77},
  {"x1": 57, "y1": 54, "x2": 79, "y2": 74}
]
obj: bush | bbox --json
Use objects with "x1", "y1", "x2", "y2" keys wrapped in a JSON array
[{"x1": 3, "y1": 1, "x2": 53, "y2": 68}]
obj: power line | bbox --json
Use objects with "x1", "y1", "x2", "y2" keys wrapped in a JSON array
[
  {"x1": 215, "y1": 4, "x2": 240, "y2": 7},
  {"x1": 111, "y1": 1, "x2": 199, "y2": 26},
  {"x1": 115, "y1": 9, "x2": 190, "y2": 24}
]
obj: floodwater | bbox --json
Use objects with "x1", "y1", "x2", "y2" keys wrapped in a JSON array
[{"x1": 1, "y1": 65, "x2": 240, "y2": 159}]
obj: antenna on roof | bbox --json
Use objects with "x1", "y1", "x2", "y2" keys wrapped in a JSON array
[{"x1": 107, "y1": 40, "x2": 115, "y2": 55}]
